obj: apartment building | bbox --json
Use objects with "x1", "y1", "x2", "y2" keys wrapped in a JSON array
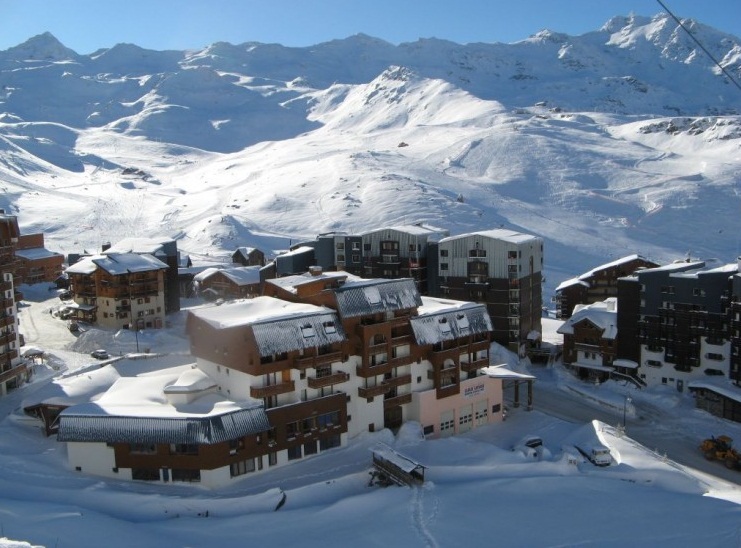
[
  {"x1": 65, "y1": 252, "x2": 169, "y2": 330},
  {"x1": 618, "y1": 260, "x2": 736, "y2": 391},
  {"x1": 555, "y1": 255, "x2": 658, "y2": 319},
  {"x1": 434, "y1": 229, "x2": 543, "y2": 351},
  {"x1": 0, "y1": 272, "x2": 26, "y2": 395}
]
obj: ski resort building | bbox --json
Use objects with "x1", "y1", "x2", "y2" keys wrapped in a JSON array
[
  {"x1": 65, "y1": 252, "x2": 169, "y2": 330},
  {"x1": 433, "y1": 229, "x2": 543, "y2": 352},
  {"x1": 0, "y1": 272, "x2": 27, "y2": 396},
  {"x1": 554, "y1": 254, "x2": 659, "y2": 320},
  {"x1": 617, "y1": 260, "x2": 737, "y2": 392}
]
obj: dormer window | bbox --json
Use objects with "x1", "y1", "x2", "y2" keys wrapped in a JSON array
[
  {"x1": 323, "y1": 321, "x2": 337, "y2": 334},
  {"x1": 456, "y1": 313, "x2": 470, "y2": 331},
  {"x1": 301, "y1": 324, "x2": 316, "y2": 338},
  {"x1": 438, "y1": 317, "x2": 451, "y2": 334}
]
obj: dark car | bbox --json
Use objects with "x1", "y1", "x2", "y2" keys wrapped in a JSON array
[{"x1": 91, "y1": 349, "x2": 109, "y2": 360}]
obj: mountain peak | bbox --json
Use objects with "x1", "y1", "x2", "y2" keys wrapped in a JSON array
[{"x1": 4, "y1": 32, "x2": 78, "y2": 62}]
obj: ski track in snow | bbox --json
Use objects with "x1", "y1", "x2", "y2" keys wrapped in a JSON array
[{"x1": 411, "y1": 484, "x2": 439, "y2": 548}]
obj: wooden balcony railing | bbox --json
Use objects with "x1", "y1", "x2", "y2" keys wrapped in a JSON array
[
  {"x1": 250, "y1": 381, "x2": 295, "y2": 399},
  {"x1": 460, "y1": 357, "x2": 489, "y2": 372},
  {"x1": 0, "y1": 316, "x2": 14, "y2": 329},
  {"x1": 294, "y1": 351, "x2": 343, "y2": 371},
  {"x1": 307, "y1": 371, "x2": 350, "y2": 389},
  {"x1": 0, "y1": 363, "x2": 25, "y2": 384},
  {"x1": 358, "y1": 373, "x2": 412, "y2": 400},
  {"x1": 383, "y1": 393, "x2": 412, "y2": 409}
]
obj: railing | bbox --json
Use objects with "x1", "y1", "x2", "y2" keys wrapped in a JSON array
[
  {"x1": 250, "y1": 381, "x2": 295, "y2": 399},
  {"x1": 0, "y1": 363, "x2": 25, "y2": 384},
  {"x1": 575, "y1": 343, "x2": 600, "y2": 353},
  {"x1": 0, "y1": 316, "x2": 14, "y2": 329},
  {"x1": 307, "y1": 371, "x2": 350, "y2": 389},
  {"x1": 460, "y1": 357, "x2": 488, "y2": 372},
  {"x1": 383, "y1": 393, "x2": 412, "y2": 409},
  {"x1": 294, "y1": 351, "x2": 343, "y2": 371},
  {"x1": 358, "y1": 383, "x2": 393, "y2": 399},
  {"x1": 0, "y1": 333, "x2": 15, "y2": 346}
]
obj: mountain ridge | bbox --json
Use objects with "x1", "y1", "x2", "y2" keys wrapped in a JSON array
[{"x1": 0, "y1": 12, "x2": 740, "y2": 295}]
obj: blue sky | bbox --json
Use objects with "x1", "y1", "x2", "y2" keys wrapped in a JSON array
[{"x1": 1, "y1": 0, "x2": 740, "y2": 53}]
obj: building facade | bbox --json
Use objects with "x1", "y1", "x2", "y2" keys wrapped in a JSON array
[
  {"x1": 361, "y1": 225, "x2": 448, "y2": 295},
  {"x1": 554, "y1": 255, "x2": 658, "y2": 319},
  {"x1": 65, "y1": 253, "x2": 169, "y2": 330},
  {"x1": 434, "y1": 229, "x2": 543, "y2": 351}
]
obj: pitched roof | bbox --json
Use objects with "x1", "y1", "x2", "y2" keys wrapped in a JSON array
[
  {"x1": 195, "y1": 265, "x2": 261, "y2": 286},
  {"x1": 410, "y1": 297, "x2": 492, "y2": 345},
  {"x1": 439, "y1": 228, "x2": 540, "y2": 245},
  {"x1": 557, "y1": 299, "x2": 618, "y2": 339},
  {"x1": 333, "y1": 278, "x2": 422, "y2": 318},
  {"x1": 65, "y1": 252, "x2": 168, "y2": 276}
]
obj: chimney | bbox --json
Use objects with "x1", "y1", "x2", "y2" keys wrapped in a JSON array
[{"x1": 309, "y1": 265, "x2": 323, "y2": 276}]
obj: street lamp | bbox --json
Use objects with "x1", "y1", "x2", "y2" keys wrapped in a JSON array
[
  {"x1": 623, "y1": 395, "x2": 632, "y2": 429},
  {"x1": 134, "y1": 327, "x2": 139, "y2": 353}
]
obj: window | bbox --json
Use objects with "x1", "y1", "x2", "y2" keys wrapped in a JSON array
[
  {"x1": 705, "y1": 352, "x2": 724, "y2": 361},
  {"x1": 171, "y1": 469, "x2": 200, "y2": 482},
  {"x1": 229, "y1": 439, "x2": 245, "y2": 455},
  {"x1": 363, "y1": 243, "x2": 371, "y2": 251},
  {"x1": 693, "y1": 288, "x2": 705, "y2": 297},
  {"x1": 317, "y1": 411, "x2": 339, "y2": 429},
  {"x1": 440, "y1": 263, "x2": 449, "y2": 271},
  {"x1": 230, "y1": 458, "x2": 256, "y2": 477},
  {"x1": 352, "y1": 242, "x2": 360, "y2": 251},
  {"x1": 455, "y1": 313, "x2": 470, "y2": 331},
  {"x1": 169, "y1": 444, "x2": 198, "y2": 456},
  {"x1": 286, "y1": 421, "x2": 299, "y2": 438},
  {"x1": 469, "y1": 249, "x2": 486, "y2": 258},
  {"x1": 320, "y1": 434, "x2": 341, "y2": 451},
  {"x1": 440, "y1": 249, "x2": 449, "y2": 257},
  {"x1": 645, "y1": 359, "x2": 662, "y2": 368},
  {"x1": 438, "y1": 317, "x2": 451, "y2": 334},
  {"x1": 268, "y1": 452, "x2": 278, "y2": 466},
  {"x1": 352, "y1": 254, "x2": 360, "y2": 263},
  {"x1": 287, "y1": 445, "x2": 302, "y2": 461},
  {"x1": 132, "y1": 468, "x2": 159, "y2": 481},
  {"x1": 337, "y1": 254, "x2": 345, "y2": 262},
  {"x1": 336, "y1": 242, "x2": 345, "y2": 250},
  {"x1": 301, "y1": 324, "x2": 316, "y2": 338},
  {"x1": 130, "y1": 443, "x2": 156, "y2": 455},
  {"x1": 304, "y1": 441, "x2": 318, "y2": 456},
  {"x1": 323, "y1": 321, "x2": 337, "y2": 334}
]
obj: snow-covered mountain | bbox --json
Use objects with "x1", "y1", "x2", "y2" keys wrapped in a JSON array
[{"x1": 1, "y1": 13, "x2": 740, "y2": 294}]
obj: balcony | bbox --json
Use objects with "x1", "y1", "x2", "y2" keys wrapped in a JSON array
[
  {"x1": 0, "y1": 363, "x2": 25, "y2": 384},
  {"x1": 383, "y1": 393, "x2": 412, "y2": 409},
  {"x1": 357, "y1": 360, "x2": 395, "y2": 378},
  {"x1": 358, "y1": 383, "x2": 393, "y2": 399},
  {"x1": 307, "y1": 371, "x2": 350, "y2": 389},
  {"x1": 294, "y1": 351, "x2": 343, "y2": 371},
  {"x1": 460, "y1": 357, "x2": 489, "y2": 372},
  {"x1": 379, "y1": 254, "x2": 401, "y2": 265},
  {"x1": 574, "y1": 343, "x2": 600, "y2": 353},
  {"x1": 0, "y1": 315, "x2": 14, "y2": 329},
  {"x1": 250, "y1": 381, "x2": 295, "y2": 399},
  {"x1": 0, "y1": 332, "x2": 15, "y2": 346}
]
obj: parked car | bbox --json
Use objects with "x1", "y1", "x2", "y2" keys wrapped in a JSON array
[
  {"x1": 67, "y1": 321, "x2": 79, "y2": 333},
  {"x1": 90, "y1": 349, "x2": 109, "y2": 360}
]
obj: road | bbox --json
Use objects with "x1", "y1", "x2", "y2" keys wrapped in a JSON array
[{"x1": 526, "y1": 380, "x2": 741, "y2": 486}]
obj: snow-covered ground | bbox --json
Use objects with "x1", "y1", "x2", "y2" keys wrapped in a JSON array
[{"x1": 0, "y1": 283, "x2": 738, "y2": 547}]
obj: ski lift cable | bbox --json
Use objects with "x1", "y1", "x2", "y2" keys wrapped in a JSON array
[{"x1": 656, "y1": 0, "x2": 741, "y2": 94}]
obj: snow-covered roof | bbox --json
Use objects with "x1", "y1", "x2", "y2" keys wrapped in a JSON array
[
  {"x1": 439, "y1": 228, "x2": 539, "y2": 245},
  {"x1": 333, "y1": 278, "x2": 422, "y2": 318},
  {"x1": 362, "y1": 224, "x2": 448, "y2": 237},
  {"x1": 250, "y1": 310, "x2": 346, "y2": 357},
  {"x1": 189, "y1": 296, "x2": 334, "y2": 329},
  {"x1": 278, "y1": 245, "x2": 314, "y2": 258},
  {"x1": 372, "y1": 443, "x2": 425, "y2": 473},
  {"x1": 557, "y1": 299, "x2": 617, "y2": 339},
  {"x1": 14, "y1": 247, "x2": 63, "y2": 260},
  {"x1": 266, "y1": 270, "x2": 358, "y2": 294},
  {"x1": 55, "y1": 364, "x2": 270, "y2": 444},
  {"x1": 687, "y1": 379, "x2": 741, "y2": 404},
  {"x1": 104, "y1": 237, "x2": 171, "y2": 256},
  {"x1": 555, "y1": 277, "x2": 589, "y2": 292},
  {"x1": 65, "y1": 253, "x2": 168, "y2": 276},
  {"x1": 482, "y1": 365, "x2": 536, "y2": 380},
  {"x1": 195, "y1": 265, "x2": 261, "y2": 286},
  {"x1": 234, "y1": 246, "x2": 257, "y2": 256},
  {"x1": 613, "y1": 359, "x2": 639, "y2": 369},
  {"x1": 410, "y1": 297, "x2": 491, "y2": 345}
]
